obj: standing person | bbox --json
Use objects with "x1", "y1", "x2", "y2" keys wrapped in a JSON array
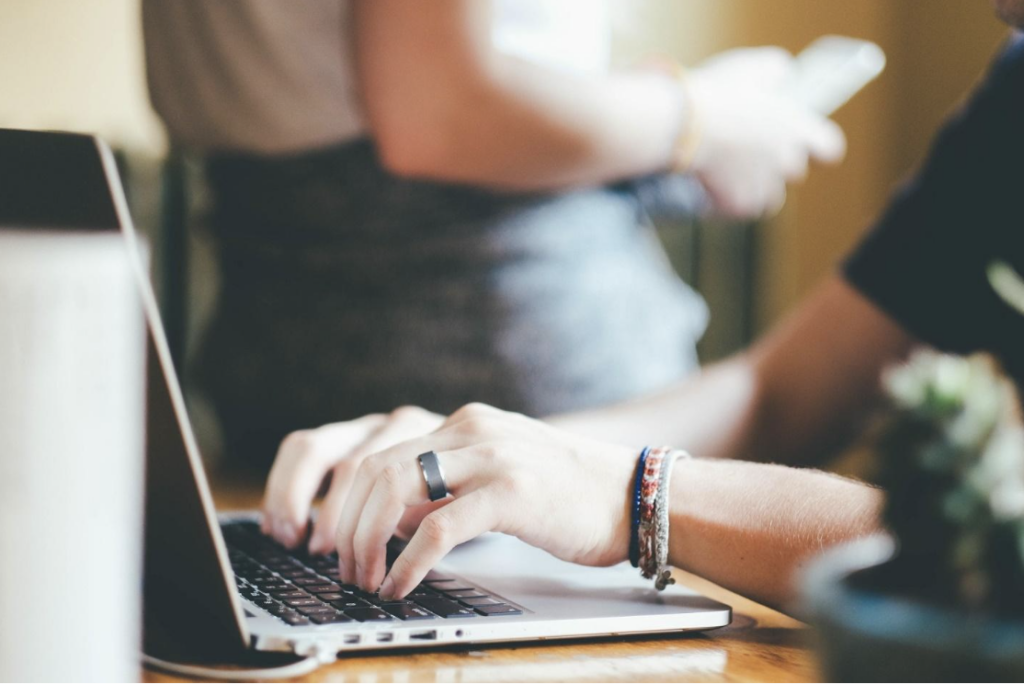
[{"x1": 143, "y1": 0, "x2": 844, "y2": 470}]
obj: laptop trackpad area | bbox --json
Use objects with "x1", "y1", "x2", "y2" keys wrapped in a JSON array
[{"x1": 439, "y1": 533, "x2": 730, "y2": 621}]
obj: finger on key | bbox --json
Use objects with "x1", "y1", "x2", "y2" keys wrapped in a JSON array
[{"x1": 379, "y1": 488, "x2": 499, "y2": 601}]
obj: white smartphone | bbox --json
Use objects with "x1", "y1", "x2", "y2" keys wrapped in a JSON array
[{"x1": 787, "y1": 35, "x2": 886, "y2": 116}]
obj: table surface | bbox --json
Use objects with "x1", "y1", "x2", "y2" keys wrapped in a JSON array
[{"x1": 144, "y1": 479, "x2": 820, "y2": 683}]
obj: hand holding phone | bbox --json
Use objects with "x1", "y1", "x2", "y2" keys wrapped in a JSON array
[{"x1": 685, "y1": 45, "x2": 850, "y2": 217}]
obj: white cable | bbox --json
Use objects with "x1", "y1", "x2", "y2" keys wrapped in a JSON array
[{"x1": 141, "y1": 650, "x2": 328, "y2": 681}]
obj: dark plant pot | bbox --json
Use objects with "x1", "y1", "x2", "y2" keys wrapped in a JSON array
[{"x1": 803, "y1": 536, "x2": 1024, "y2": 682}]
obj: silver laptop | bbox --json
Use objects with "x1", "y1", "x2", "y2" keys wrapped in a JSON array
[{"x1": 1, "y1": 128, "x2": 730, "y2": 666}]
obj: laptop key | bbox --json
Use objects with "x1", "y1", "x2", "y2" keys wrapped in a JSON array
[
  {"x1": 443, "y1": 590, "x2": 486, "y2": 599},
  {"x1": 474, "y1": 604, "x2": 523, "y2": 616},
  {"x1": 377, "y1": 598, "x2": 416, "y2": 607},
  {"x1": 282, "y1": 571, "x2": 317, "y2": 580},
  {"x1": 331, "y1": 597, "x2": 370, "y2": 610},
  {"x1": 249, "y1": 575, "x2": 278, "y2": 584},
  {"x1": 264, "y1": 562, "x2": 299, "y2": 571},
  {"x1": 344, "y1": 607, "x2": 394, "y2": 622},
  {"x1": 459, "y1": 596, "x2": 500, "y2": 607},
  {"x1": 414, "y1": 597, "x2": 478, "y2": 618},
  {"x1": 428, "y1": 585, "x2": 474, "y2": 593},
  {"x1": 296, "y1": 604, "x2": 336, "y2": 616},
  {"x1": 317, "y1": 593, "x2": 344, "y2": 602},
  {"x1": 384, "y1": 604, "x2": 436, "y2": 621},
  {"x1": 307, "y1": 584, "x2": 342, "y2": 594},
  {"x1": 259, "y1": 583, "x2": 294, "y2": 592},
  {"x1": 311, "y1": 613, "x2": 354, "y2": 625},
  {"x1": 310, "y1": 561, "x2": 337, "y2": 571},
  {"x1": 272, "y1": 590, "x2": 310, "y2": 599},
  {"x1": 414, "y1": 583, "x2": 440, "y2": 591},
  {"x1": 284, "y1": 598, "x2": 321, "y2": 607},
  {"x1": 281, "y1": 614, "x2": 310, "y2": 626},
  {"x1": 266, "y1": 605, "x2": 294, "y2": 616}
]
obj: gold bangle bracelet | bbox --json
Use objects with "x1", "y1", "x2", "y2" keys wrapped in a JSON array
[{"x1": 671, "y1": 65, "x2": 704, "y2": 173}]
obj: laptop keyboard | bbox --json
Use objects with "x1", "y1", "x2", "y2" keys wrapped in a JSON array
[{"x1": 221, "y1": 521, "x2": 523, "y2": 627}]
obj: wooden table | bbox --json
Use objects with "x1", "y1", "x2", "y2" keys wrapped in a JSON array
[{"x1": 145, "y1": 478, "x2": 820, "y2": 683}]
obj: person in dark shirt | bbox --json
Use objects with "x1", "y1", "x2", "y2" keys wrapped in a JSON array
[
  {"x1": 846, "y1": 33, "x2": 1024, "y2": 383},
  {"x1": 256, "y1": 10, "x2": 1024, "y2": 609}
]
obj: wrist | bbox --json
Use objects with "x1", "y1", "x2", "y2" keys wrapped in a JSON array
[
  {"x1": 644, "y1": 58, "x2": 704, "y2": 174},
  {"x1": 670, "y1": 68, "x2": 704, "y2": 173}
]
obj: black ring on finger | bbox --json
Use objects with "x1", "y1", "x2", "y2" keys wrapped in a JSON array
[{"x1": 417, "y1": 451, "x2": 450, "y2": 502}]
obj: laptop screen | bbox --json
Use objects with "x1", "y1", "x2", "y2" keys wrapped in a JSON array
[{"x1": 0, "y1": 128, "x2": 119, "y2": 231}]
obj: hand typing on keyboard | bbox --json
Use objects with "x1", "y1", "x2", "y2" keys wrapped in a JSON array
[{"x1": 260, "y1": 402, "x2": 636, "y2": 603}]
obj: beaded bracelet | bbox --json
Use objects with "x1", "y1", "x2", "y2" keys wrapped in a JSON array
[
  {"x1": 637, "y1": 446, "x2": 668, "y2": 580},
  {"x1": 629, "y1": 446, "x2": 652, "y2": 568},
  {"x1": 635, "y1": 446, "x2": 691, "y2": 590}
]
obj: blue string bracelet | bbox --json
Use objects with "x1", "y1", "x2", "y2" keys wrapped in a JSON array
[{"x1": 629, "y1": 446, "x2": 651, "y2": 568}]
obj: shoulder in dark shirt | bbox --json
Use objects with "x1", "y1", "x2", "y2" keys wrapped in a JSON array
[{"x1": 844, "y1": 36, "x2": 1024, "y2": 381}]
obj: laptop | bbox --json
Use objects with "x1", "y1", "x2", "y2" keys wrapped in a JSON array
[{"x1": 0, "y1": 128, "x2": 731, "y2": 667}]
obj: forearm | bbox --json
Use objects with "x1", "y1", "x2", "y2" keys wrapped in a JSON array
[
  {"x1": 669, "y1": 457, "x2": 883, "y2": 610},
  {"x1": 356, "y1": 0, "x2": 683, "y2": 191},
  {"x1": 380, "y1": 59, "x2": 683, "y2": 191}
]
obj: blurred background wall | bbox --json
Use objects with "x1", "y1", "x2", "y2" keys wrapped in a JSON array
[
  {"x1": 0, "y1": 0, "x2": 1010, "y2": 345},
  {"x1": 0, "y1": 0, "x2": 164, "y2": 155}
]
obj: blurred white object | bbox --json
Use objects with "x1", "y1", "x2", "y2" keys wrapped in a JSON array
[
  {"x1": 689, "y1": 46, "x2": 848, "y2": 218},
  {"x1": 492, "y1": 0, "x2": 610, "y2": 74},
  {"x1": 787, "y1": 35, "x2": 887, "y2": 116},
  {"x1": 0, "y1": 230, "x2": 145, "y2": 681}
]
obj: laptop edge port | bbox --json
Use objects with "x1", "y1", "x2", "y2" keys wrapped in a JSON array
[{"x1": 409, "y1": 630, "x2": 437, "y2": 641}]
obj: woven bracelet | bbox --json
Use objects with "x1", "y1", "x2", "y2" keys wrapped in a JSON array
[{"x1": 653, "y1": 449, "x2": 691, "y2": 590}]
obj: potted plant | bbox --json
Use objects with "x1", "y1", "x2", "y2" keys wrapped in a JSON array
[{"x1": 804, "y1": 349, "x2": 1024, "y2": 681}]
